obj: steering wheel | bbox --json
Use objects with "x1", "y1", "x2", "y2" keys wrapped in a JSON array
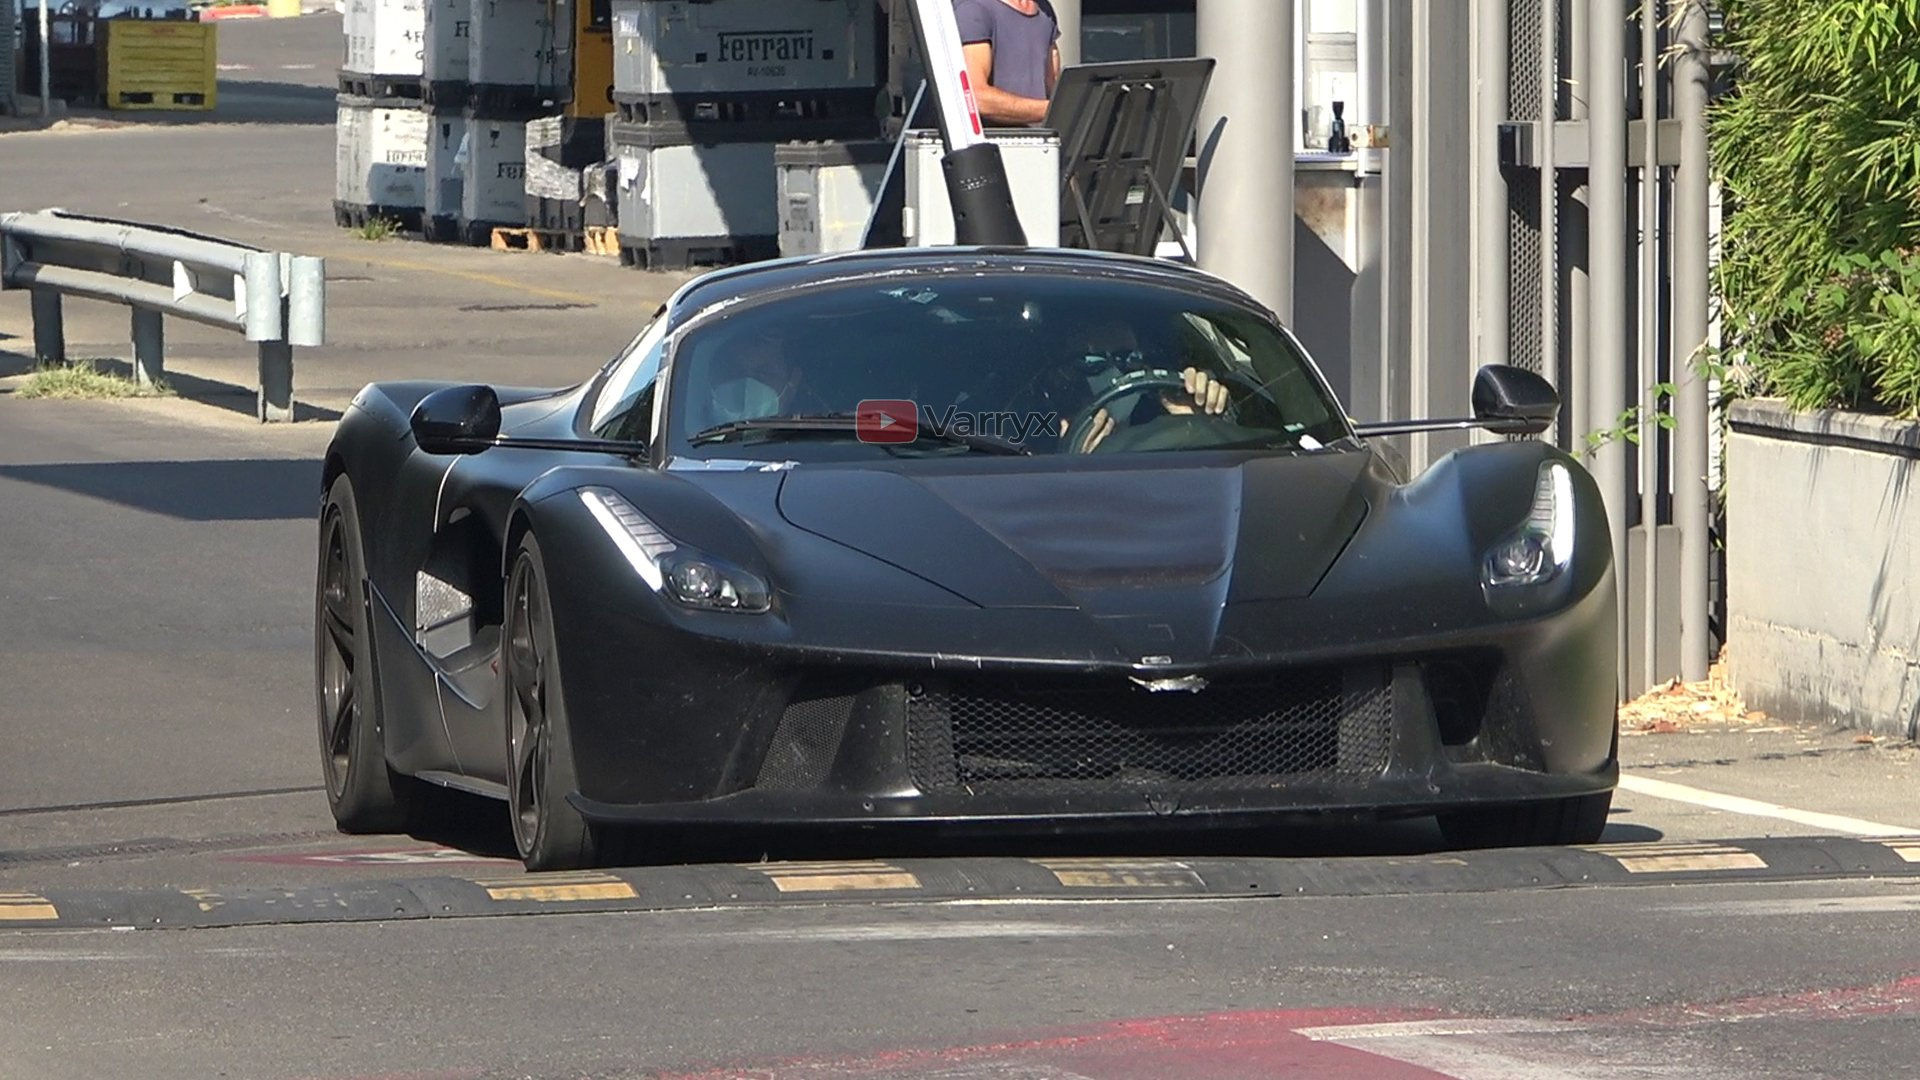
[{"x1": 1063, "y1": 370, "x2": 1247, "y2": 454}]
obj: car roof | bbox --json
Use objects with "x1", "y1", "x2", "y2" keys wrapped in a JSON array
[{"x1": 663, "y1": 247, "x2": 1270, "y2": 328}]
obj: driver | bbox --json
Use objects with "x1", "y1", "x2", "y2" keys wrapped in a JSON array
[
  {"x1": 1052, "y1": 319, "x2": 1232, "y2": 453},
  {"x1": 689, "y1": 327, "x2": 811, "y2": 433}
]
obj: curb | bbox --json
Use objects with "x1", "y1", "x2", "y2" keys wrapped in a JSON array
[{"x1": 4, "y1": 835, "x2": 1918, "y2": 932}]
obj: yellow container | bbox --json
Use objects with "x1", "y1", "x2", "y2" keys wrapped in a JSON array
[
  {"x1": 566, "y1": 0, "x2": 614, "y2": 120},
  {"x1": 267, "y1": 0, "x2": 302, "y2": 16},
  {"x1": 103, "y1": 20, "x2": 217, "y2": 111},
  {"x1": 569, "y1": 29, "x2": 614, "y2": 119}
]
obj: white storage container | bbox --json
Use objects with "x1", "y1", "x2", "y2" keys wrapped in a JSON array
[
  {"x1": 461, "y1": 113, "x2": 529, "y2": 227},
  {"x1": 614, "y1": 127, "x2": 778, "y2": 264},
  {"x1": 901, "y1": 129, "x2": 1060, "y2": 247},
  {"x1": 425, "y1": 108, "x2": 469, "y2": 232},
  {"x1": 344, "y1": 0, "x2": 427, "y2": 79},
  {"x1": 335, "y1": 96, "x2": 430, "y2": 211},
  {"x1": 611, "y1": 0, "x2": 881, "y2": 97},
  {"x1": 469, "y1": 0, "x2": 560, "y2": 92},
  {"x1": 422, "y1": 0, "x2": 470, "y2": 85},
  {"x1": 775, "y1": 140, "x2": 890, "y2": 256}
]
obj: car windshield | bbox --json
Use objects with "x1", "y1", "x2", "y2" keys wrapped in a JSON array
[{"x1": 665, "y1": 273, "x2": 1350, "y2": 459}]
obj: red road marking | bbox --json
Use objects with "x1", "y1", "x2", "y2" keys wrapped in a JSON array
[{"x1": 650, "y1": 1008, "x2": 1456, "y2": 1079}]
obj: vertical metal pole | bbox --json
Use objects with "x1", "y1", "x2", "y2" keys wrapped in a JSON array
[
  {"x1": 1565, "y1": 0, "x2": 1590, "y2": 449},
  {"x1": 1636, "y1": 0, "x2": 1661, "y2": 690},
  {"x1": 37, "y1": 1, "x2": 52, "y2": 118},
  {"x1": 1384, "y1": 0, "x2": 1415, "y2": 429},
  {"x1": 257, "y1": 341, "x2": 294, "y2": 423},
  {"x1": 1197, "y1": 0, "x2": 1296, "y2": 323},
  {"x1": 1349, "y1": 0, "x2": 1390, "y2": 420},
  {"x1": 1588, "y1": 0, "x2": 1631, "y2": 696},
  {"x1": 30, "y1": 289, "x2": 64, "y2": 365},
  {"x1": 1051, "y1": 0, "x2": 1081, "y2": 69},
  {"x1": 130, "y1": 308, "x2": 164, "y2": 387},
  {"x1": 1539, "y1": 0, "x2": 1559, "y2": 405},
  {"x1": 1673, "y1": 0, "x2": 1712, "y2": 681},
  {"x1": 1472, "y1": 0, "x2": 1510, "y2": 372}
]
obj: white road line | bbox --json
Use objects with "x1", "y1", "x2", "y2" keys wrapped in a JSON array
[
  {"x1": 1617, "y1": 774, "x2": 1920, "y2": 836},
  {"x1": 1298, "y1": 1019, "x2": 1571, "y2": 1040}
]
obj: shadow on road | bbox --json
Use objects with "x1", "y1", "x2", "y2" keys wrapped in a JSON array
[
  {"x1": 400, "y1": 787, "x2": 1666, "y2": 868},
  {"x1": 0, "y1": 457, "x2": 321, "y2": 520}
]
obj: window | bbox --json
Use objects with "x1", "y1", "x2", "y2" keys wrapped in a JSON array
[{"x1": 587, "y1": 309, "x2": 669, "y2": 441}]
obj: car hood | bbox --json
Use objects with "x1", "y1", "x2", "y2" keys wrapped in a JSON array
[{"x1": 773, "y1": 452, "x2": 1373, "y2": 614}]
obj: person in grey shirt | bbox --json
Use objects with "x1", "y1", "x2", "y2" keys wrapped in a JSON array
[{"x1": 954, "y1": 0, "x2": 1062, "y2": 126}]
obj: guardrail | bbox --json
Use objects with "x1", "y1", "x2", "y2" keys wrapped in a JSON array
[{"x1": 0, "y1": 208, "x2": 324, "y2": 422}]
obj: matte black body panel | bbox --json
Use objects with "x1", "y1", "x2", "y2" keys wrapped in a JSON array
[{"x1": 319, "y1": 249, "x2": 1619, "y2": 834}]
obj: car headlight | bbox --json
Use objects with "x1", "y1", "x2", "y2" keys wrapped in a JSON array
[
  {"x1": 1482, "y1": 461, "x2": 1575, "y2": 588},
  {"x1": 578, "y1": 488, "x2": 772, "y2": 613}
]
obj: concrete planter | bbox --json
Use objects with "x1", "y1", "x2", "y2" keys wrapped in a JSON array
[{"x1": 1727, "y1": 399, "x2": 1920, "y2": 740}]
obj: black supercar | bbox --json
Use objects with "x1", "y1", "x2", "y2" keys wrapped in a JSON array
[{"x1": 315, "y1": 248, "x2": 1619, "y2": 870}]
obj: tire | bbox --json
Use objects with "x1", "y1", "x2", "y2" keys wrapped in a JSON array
[
  {"x1": 1436, "y1": 790, "x2": 1614, "y2": 849},
  {"x1": 503, "y1": 534, "x2": 606, "y2": 871},
  {"x1": 316, "y1": 474, "x2": 415, "y2": 833}
]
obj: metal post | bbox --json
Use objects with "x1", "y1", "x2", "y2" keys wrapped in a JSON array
[
  {"x1": 1589, "y1": 0, "x2": 1631, "y2": 695},
  {"x1": 1673, "y1": 0, "x2": 1712, "y2": 681},
  {"x1": 30, "y1": 289, "x2": 64, "y2": 365},
  {"x1": 1196, "y1": 0, "x2": 1295, "y2": 323},
  {"x1": 130, "y1": 308, "x2": 164, "y2": 387},
  {"x1": 1635, "y1": 0, "x2": 1661, "y2": 690},
  {"x1": 1472, "y1": 0, "x2": 1510, "y2": 373},
  {"x1": 287, "y1": 255, "x2": 327, "y2": 347},
  {"x1": 257, "y1": 341, "x2": 294, "y2": 423},
  {"x1": 37, "y1": 1, "x2": 51, "y2": 118},
  {"x1": 1565, "y1": 0, "x2": 1590, "y2": 450},
  {"x1": 1051, "y1": 0, "x2": 1081, "y2": 69},
  {"x1": 1539, "y1": 0, "x2": 1559, "y2": 406}
]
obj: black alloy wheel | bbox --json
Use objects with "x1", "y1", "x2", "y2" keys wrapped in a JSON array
[
  {"x1": 504, "y1": 534, "x2": 605, "y2": 871},
  {"x1": 316, "y1": 475, "x2": 413, "y2": 832}
]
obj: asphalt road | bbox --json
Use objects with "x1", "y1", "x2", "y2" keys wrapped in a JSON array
[{"x1": 2, "y1": 13, "x2": 1920, "y2": 1080}]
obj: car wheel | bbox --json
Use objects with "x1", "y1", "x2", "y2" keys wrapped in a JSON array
[
  {"x1": 316, "y1": 475, "x2": 415, "y2": 833},
  {"x1": 1436, "y1": 790, "x2": 1613, "y2": 849},
  {"x1": 504, "y1": 534, "x2": 605, "y2": 871}
]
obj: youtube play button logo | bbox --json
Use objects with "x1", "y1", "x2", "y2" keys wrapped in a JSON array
[{"x1": 856, "y1": 399, "x2": 919, "y2": 444}]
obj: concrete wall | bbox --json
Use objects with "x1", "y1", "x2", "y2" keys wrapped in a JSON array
[{"x1": 1727, "y1": 399, "x2": 1920, "y2": 740}]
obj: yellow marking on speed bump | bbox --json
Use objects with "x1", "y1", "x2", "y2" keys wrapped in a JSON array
[
  {"x1": 1582, "y1": 842, "x2": 1767, "y2": 874},
  {"x1": 1873, "y1": 839, "x2": 1920, "y2": 863},
  {"x1": 1034, "y1": 858, "x2": 1205, "y2": 889},
  {"x1": 181, "y1": 889, "x2": 225, "y2": 913},
  {"x1": 748, "y1": 861, "x2": 921, "y2": 893},
  {"x1": 474, "y1": 871, "x2": 638, "y2": 903},
  {"x1": 0, "y1": 893, "x2": 59, "y2": 921}
]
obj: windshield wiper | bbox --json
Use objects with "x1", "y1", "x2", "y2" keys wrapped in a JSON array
[{"x1": 689, "y1": 413, "x2": 1029, "y2": 456}]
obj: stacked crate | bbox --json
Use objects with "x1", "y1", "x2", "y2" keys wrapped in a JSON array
[
  {"x1": 607, "y1": 0, "x2": 885, "y2": 270},
  {"x1": 448, "y1": 0, "x2": 565, "y2": 244},
  {"x1": 517, "y1": 0, "x2": 617, "y2": 250},
  {"x1": 420, "y1": 0, "x2": 470, "y2": 240},
  {"x1": 336, "y1": 0, "x2": 430, "y2": 231}
]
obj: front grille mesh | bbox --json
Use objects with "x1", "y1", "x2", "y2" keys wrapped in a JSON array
[
  {"x1": 756, "y1": 691, "x2": 857, "y2": 791},
  {"x1": 907, "y1": 668, "x2": 1393, "y2": 797}
]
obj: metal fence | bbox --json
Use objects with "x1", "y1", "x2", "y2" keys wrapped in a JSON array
[{"x1": 0, "y1": 209, "x2": 326, "y2": 421}]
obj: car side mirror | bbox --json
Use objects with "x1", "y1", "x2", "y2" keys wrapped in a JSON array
[
  {"x1": 410, "y1": 385, "x2": 502, "y2": 455},
  {"x1": 1472, "y1": 365, "x2": 1559, "y2": 435}
]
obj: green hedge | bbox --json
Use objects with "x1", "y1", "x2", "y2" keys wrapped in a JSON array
[{"x1": 1714, "y1": 0, "x2": 1920, "y2": 417}]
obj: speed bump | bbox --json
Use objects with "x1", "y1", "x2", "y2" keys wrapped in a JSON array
[
  {"x1": 748, "y1": 861, "x2": 921, "y2": 893},
  {"x1": 475, "y1": 871, "x2": 638, "y2": 903},
  {"x1": 1583, "y1": 841, "x2": 1768, "y2": 874},
  {"x1": 1034, "y1": 858, "x2": 1206, "y2": 889},
  {"x1": 0, "y1": 893, "x2": 58, "y2": 921},
  {"x1": 1872, "y1": 839, "x2": 1920, "y2": 863}
]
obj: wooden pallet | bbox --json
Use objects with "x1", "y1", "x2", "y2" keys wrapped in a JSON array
[
  {"x1": 489, "y1": 227, "x2": 583, "y2": 254},
  {"x1": 583, "y1": 226, "x2": 620, "y2": 257}
]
